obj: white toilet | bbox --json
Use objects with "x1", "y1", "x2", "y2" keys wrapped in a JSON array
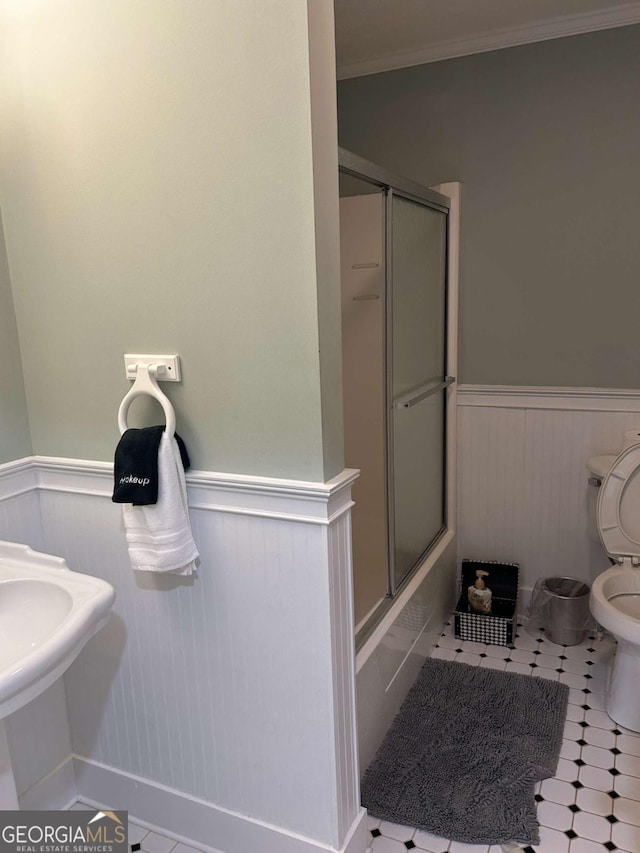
[{"x1": 590, "y1": 442, "x2": 640, "y2": 732}]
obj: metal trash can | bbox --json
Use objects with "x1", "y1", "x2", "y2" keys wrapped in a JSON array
[{"x1": 543, "y1": 577, "x2": 591, "y2": 646}]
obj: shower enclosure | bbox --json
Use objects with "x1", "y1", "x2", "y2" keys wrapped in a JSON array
[{"x1": 338, "y1": 149, "x2": 453, "y2": 645}]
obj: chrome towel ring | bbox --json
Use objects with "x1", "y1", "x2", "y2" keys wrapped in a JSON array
[{"x1": 117, "y1": 362, "x2": 176, "y2": 436}]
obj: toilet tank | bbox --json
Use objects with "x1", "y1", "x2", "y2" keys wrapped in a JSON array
[{"x1": 586, "y1": 455, "x2": 617, "y2": 543}]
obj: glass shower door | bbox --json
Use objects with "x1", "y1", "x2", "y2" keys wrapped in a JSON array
[{"x1": 389, "y1": 193, "x2": 448, "y2": 592}]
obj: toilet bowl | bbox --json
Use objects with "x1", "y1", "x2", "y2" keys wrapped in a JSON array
[{"x1": 590, "y1": 442, "x2": 640, "y2": 731}]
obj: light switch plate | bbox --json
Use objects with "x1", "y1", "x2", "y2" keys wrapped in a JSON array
[{"x1": 124, "y1": 354, "x2": 181, "y2": 381}]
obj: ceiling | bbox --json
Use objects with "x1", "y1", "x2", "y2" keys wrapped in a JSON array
[{"x1": 334, "y1": 0, "x2": 640, "y2": 79}]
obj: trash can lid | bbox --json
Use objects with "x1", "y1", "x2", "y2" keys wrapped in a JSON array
[{"x1": 543, "y1": 577, "x2": 590, "y2": 598}]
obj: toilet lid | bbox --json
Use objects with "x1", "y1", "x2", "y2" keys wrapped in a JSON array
[{"x1": 597, "y1": 444, "x2": 640, "y2": 559}]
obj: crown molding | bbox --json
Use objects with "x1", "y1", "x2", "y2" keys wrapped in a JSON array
[{"x1": 337, "y1": 2, "x2": 640, "y2": 79}]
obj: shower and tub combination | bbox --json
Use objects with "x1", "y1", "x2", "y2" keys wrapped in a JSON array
[{"x1": 337, "y1": 149, "x2": 460, "y2": 767}]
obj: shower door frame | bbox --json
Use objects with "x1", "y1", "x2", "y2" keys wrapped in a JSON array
[{"x1": 338, "y1": 148, "x2": 455, "y2": 646}]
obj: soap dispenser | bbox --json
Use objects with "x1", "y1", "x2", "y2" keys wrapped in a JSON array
[{"x1": 468, "y1": 569, "x2": 492, "y2": 614}]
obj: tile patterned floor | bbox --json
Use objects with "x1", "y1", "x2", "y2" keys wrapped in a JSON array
[
  {"x1": 365, "y1": 620, "x2": 640, "y2": 853},
  {"x1": 69, "y1": 802, "x2": 207, "y2": 853}
]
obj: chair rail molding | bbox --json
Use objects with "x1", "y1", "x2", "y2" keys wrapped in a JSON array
[
  {"x1": 0, "y1": 456, "x2": 359, "y2": 524},
  {"x1": 458, "y1": 384, "x2": 640, "y2": 412}
]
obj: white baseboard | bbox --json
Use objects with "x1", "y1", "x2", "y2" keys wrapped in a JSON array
[
  {"x1": 19, "y1": 756, "x2": 77, "y2": 811},
  {"x1": 73, "y1": 757, "x2": 368, "y2": 853}
]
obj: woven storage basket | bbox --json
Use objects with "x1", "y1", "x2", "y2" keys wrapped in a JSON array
[{"x1": 454, "y1": 560, "x2": 519, "y2": 647}]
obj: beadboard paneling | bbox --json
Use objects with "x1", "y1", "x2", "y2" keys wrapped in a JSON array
[
  {"x1": 0, "y1": 458, "x2": 362, "y2": 851},
  {"x1": 458, "y1": 389, "x2": 640, "y2": 602},
  {"x1": 36, "y1": 476, "x2": 358, "y2": 847},
  {"x1": 458, "y1": 405, "x2": 527, "y2": 567},
  {"x1": 328, "y1": 512, "x2": 359, "y2": 841},
  {"x1": 0, "y1": 487, "x2": 43, "y2": 551}
]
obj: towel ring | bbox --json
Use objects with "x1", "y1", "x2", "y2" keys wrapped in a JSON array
[{"x1": 118, "y1": 363, "x2": 176, "y2": 436}]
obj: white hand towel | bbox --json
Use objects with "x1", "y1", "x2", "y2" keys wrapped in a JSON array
[{"x1": 122, "y1": 432, "x2": 199, "y2": 575}]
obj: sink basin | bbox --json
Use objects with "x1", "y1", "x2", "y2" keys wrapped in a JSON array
[{"x1": 0, "y1": 540, "x2": 115, "y2": 719}]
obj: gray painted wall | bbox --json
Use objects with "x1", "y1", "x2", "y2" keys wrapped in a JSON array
[
  {"x1": 0, "y1": 0, "x2": 343, "y2": 482},
  {"x1": 0, "y1": 214, "x2": 31, "y2": 463},
  {"x1": 338, "y1": 26, "x2": 640, "y2": 388}
]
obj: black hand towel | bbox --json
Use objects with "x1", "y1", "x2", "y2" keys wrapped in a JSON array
[{"x1": 112, "y1": 425, "x2": 191, "y2": 505}]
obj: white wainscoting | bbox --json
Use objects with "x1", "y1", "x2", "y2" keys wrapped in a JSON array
[
  {"x1": 0, "y1": 457, "x2": 367, "y2": 853},
  {"x1": 0, "y1": 470, "x2": 43, "y2": 550},
  {"x1": 458, "y1": 385, "x2": 640, "y2": 607}
]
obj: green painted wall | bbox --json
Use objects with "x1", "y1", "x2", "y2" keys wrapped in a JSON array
[
  {"x1": 0, "y1": 0, "x2": 343, "y2": 480},
  {"x1": 0, "y1": 213, "x2": 31, "y2": 462}
]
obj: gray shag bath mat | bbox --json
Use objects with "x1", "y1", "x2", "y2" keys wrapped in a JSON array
[{"x1": 361, "y1": 658, "x2": 569, "y2": 846}]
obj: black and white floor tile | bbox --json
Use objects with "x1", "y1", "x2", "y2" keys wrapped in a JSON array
[
  {"x1": 69, "y1": 802, "x2": 205, "y2": 853},
  {"x1": 365, "y1": 620, "x2": 640, "y2": 853}
]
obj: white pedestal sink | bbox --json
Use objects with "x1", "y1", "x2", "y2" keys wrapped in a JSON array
[
  {"x1": 0, "y1": 540, "x2": 115, "y2": 809},
  {"x1": 1, "y1": 717, "x2": 20, "y2": 808}
]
